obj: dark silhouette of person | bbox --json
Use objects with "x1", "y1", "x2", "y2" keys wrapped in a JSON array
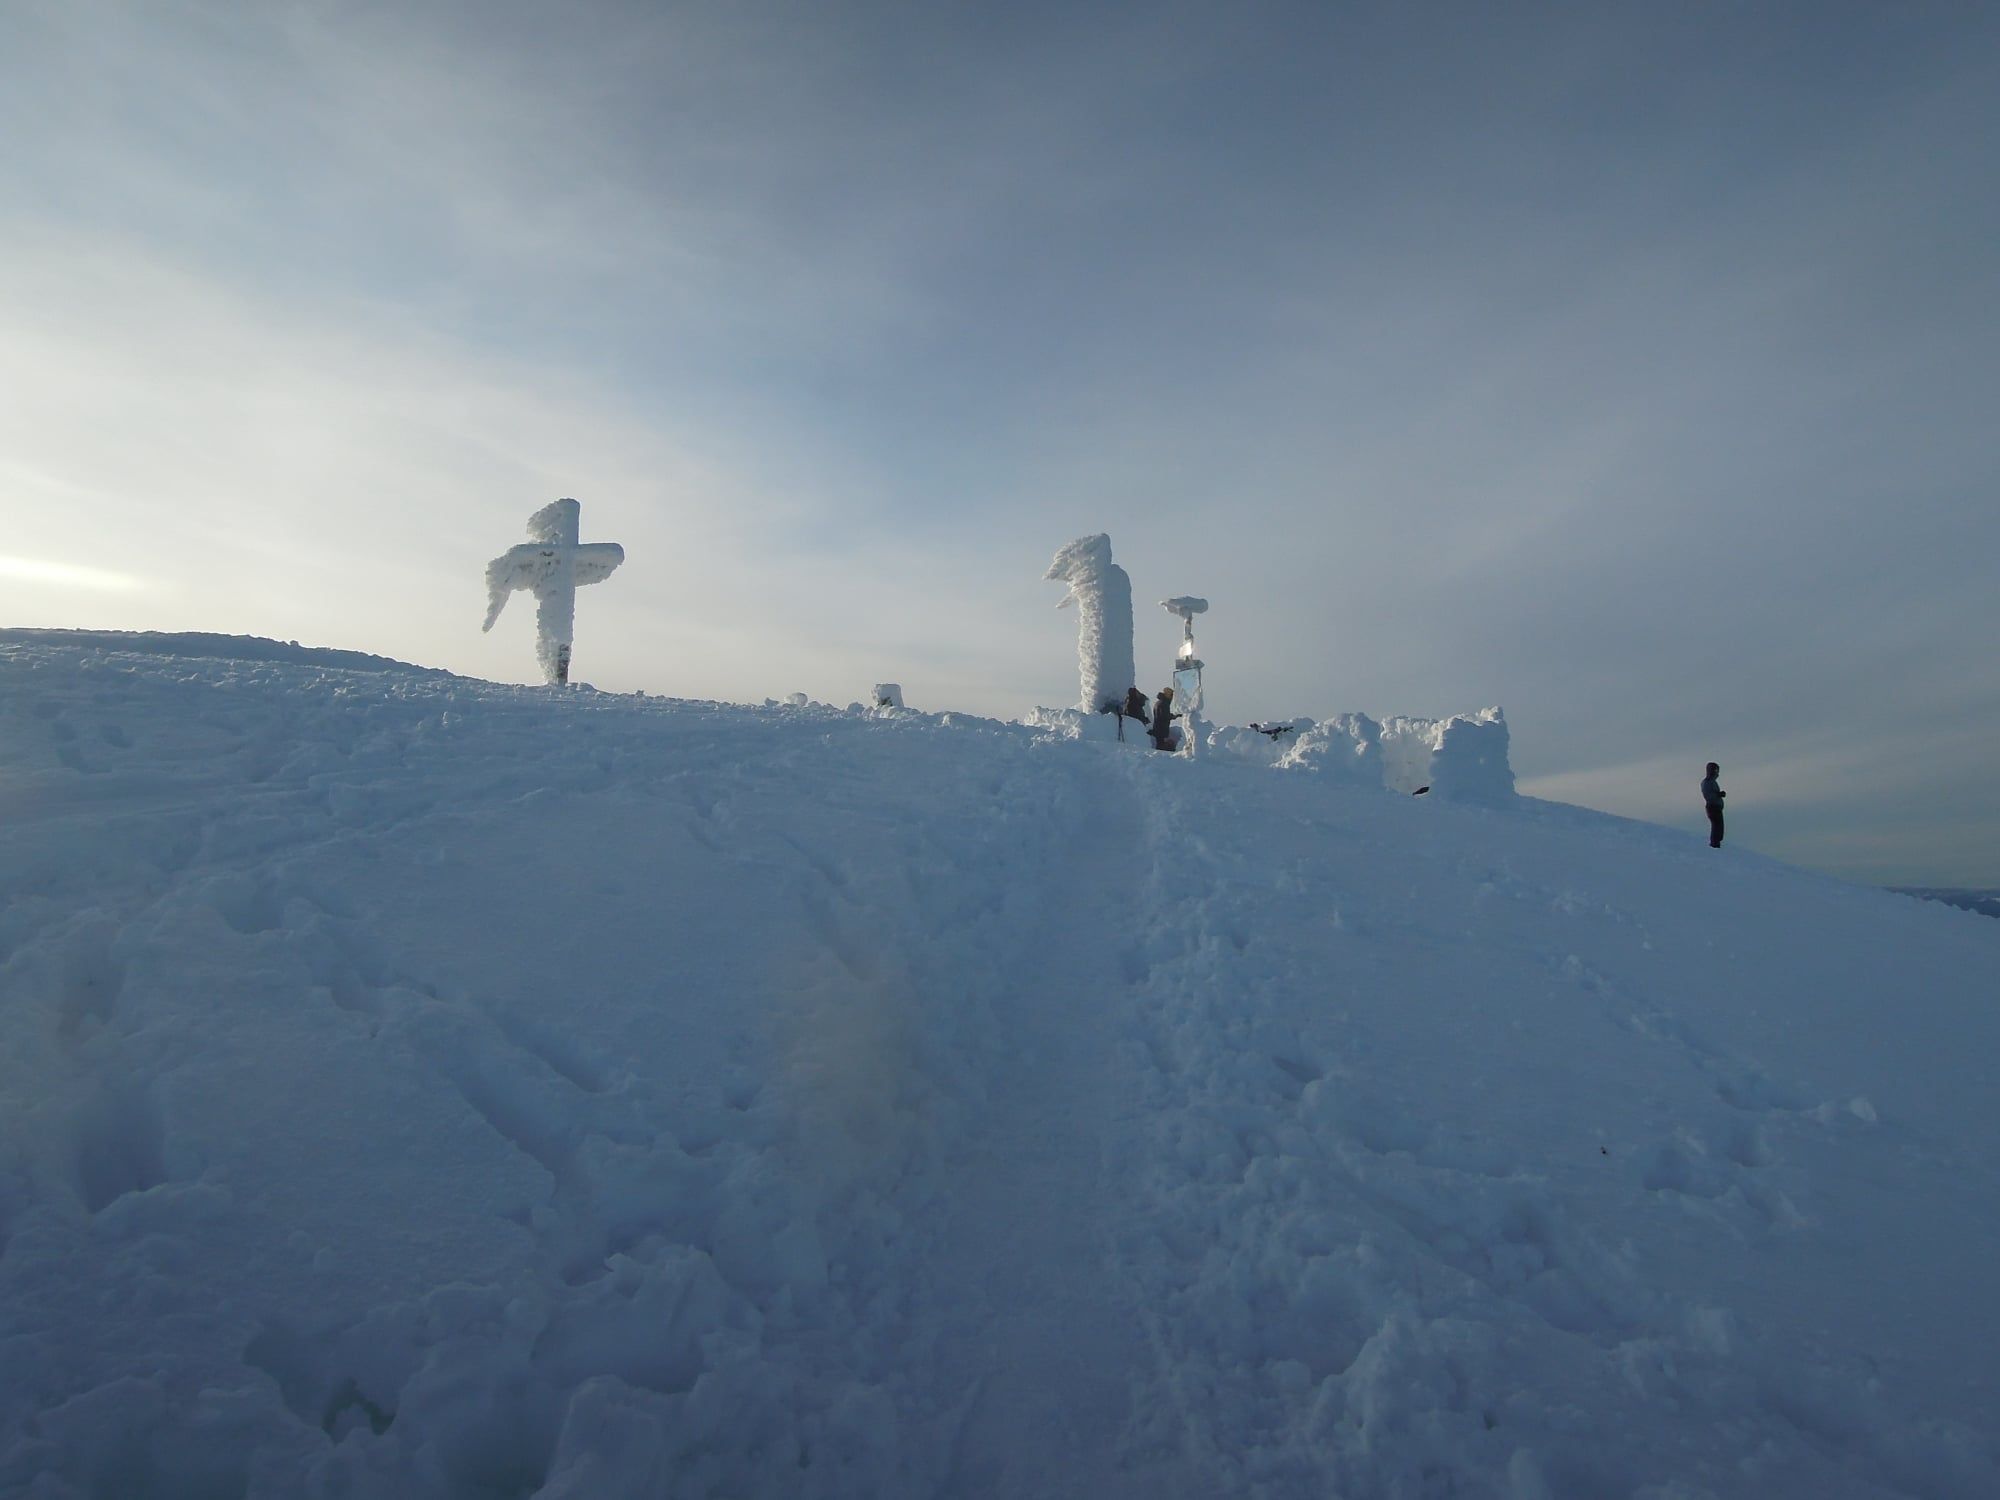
[
  {"x1": 1123, "y1": 686, "x2": 1149, "y2": 724},
  {"x1": 1149, "y1": 687, "x2": 1177, "y2": 751},
  {"x1": 1701, "y1": 762, "x2": 1726, "y2": 848}
]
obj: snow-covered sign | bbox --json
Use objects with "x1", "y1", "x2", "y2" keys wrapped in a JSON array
[
  {"x1": 481, "y1": 499, "x2": 624, "y2": 685},
  {"x1": 1045, "y1": 533, "x2": 1137, "y2": 714}
]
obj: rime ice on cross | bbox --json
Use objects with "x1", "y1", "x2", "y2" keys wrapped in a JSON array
[{"x1": 482, "y1": 498, "x2": 625, "y2": 685}]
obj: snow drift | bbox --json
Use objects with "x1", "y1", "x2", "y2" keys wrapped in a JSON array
[
  {"x1": 1209, "y1": 706, "x2": 1516, "y2": 803},
  {"x1": 2, "y1": 633, "x2": 1996, "y2": 1499}
]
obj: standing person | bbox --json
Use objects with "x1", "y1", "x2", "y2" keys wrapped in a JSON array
[
  {"x1": 1701, "y1": 762, "x2": 1726, "y2": 848},
  {"x1": 1149, "y1": 687, "x2": 1176, "y2": 752}
]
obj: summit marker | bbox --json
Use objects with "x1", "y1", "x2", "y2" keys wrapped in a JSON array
[{"x1": 482, "y1": 498, "x2": 625, "y2": 685}]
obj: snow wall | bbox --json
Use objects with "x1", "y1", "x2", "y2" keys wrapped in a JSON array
[
  {"x1": 1206, "y1": 707, "x2": 1515, "y2": 804},
  {"x1": 1025, "y1": 703, "x2": 1514, "y2": 803}
]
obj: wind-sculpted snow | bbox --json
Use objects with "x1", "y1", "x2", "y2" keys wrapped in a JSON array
[
  {"x1": 1210, "y1": 707, "x2": 1516, "y2": 803},
  {"x1": 2, "y1": 638, "x2": 1997, "y2": 1498}
]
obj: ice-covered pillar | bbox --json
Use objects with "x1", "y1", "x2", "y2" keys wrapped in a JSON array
[
  {"x1": 1045, "y1": 533, "x2": 1137, "y2": 714},
  {"x1": 482, "y1": 498, "x2": 625, "y2": 685},
  {"x1": 1161, "y1": 596, "x2": 1208, "y2": 755}
]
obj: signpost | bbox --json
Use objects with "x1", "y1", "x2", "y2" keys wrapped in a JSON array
[{"x1": 1161, "y1": 596, "x2": 1208, "y2": 756}]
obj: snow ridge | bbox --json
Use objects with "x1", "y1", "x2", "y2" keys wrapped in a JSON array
[{"x1": 0, "y1": 627, "x2": 448, "y2": 676}]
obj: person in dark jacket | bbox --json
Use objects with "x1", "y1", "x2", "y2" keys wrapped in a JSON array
[
  {"x1": 1149, "y1": 687, "x2": 1176, "y2": 751},
  {"x1": 1701, "y1": 762, "x2": 1726, "y2": 848},
  {"x1": 1123, "y1": 686, "x2": 1150, "y2": 724}
]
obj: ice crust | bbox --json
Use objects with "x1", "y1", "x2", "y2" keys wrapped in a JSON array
[{"x1": 2, "y1": 634, "x2": 1996, "y2": 1499}]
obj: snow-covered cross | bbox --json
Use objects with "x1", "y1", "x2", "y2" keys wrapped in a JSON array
[{"x1": 482, "y1": 498, "x2": 625, "y2": 685}]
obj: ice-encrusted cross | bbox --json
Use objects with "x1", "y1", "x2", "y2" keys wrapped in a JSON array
[{"x1": 482, "y1": 498, "x2": 625, "y2": 685}]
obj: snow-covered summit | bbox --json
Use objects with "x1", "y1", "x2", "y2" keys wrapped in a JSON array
[
  {"x1": 2, "y1": 636, "x2": 1996, "y2": 1498},
  {"x1": 0, "y1": 627, "x2": 450, "y2": 676}
]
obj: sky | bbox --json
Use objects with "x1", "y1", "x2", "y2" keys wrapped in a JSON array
[{"x1": 3, "y1": 0, "x2": 1996, "y2": 886}]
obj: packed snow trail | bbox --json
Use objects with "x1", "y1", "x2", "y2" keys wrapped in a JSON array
[
  {"x1": 1109, "y1": 760, "x2": 2000, "y2": 1497},
  {"x1": 1, "y1": 635, "x2": 1996, "y2": 1498}
]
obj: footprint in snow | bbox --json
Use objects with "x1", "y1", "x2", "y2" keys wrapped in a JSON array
[
  {"x1": 1269, "y1": 1055, "x2": 1321, "y2": 1099},
  {"x1": 70, "y1": 1077, "x2": 171, "y2": 1214},
  {"x1": 57, "y1": 937, "x2": 127, "y2": 1042}
]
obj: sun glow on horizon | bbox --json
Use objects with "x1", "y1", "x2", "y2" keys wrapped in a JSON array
[{"x1": 0, "y1": 555, "x2": 146, "y2": 592}]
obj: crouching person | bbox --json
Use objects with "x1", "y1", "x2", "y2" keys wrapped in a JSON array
[{"x1": 1150, "y1": 687, "x2": 1178, "y2": 751}]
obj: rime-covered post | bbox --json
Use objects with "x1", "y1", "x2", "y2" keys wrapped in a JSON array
[
  {"x1": 482, "y1": 498, "x2": 625, "y2": 685},
  {"x1": 1161, "y1": 596, "x2": 1208, "y2": 756},
  {"x1": 1044, "y1": 533, "x2": 1137, "y2": 714}
]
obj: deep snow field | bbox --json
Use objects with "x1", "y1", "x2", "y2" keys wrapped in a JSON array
[{"x1": 2, "y1": 633, "x2": 1997, "y2": 1499}]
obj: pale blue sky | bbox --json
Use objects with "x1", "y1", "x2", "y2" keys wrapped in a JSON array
[{"x1": 3, "y1": 1, "x2": 1996, "y2": 884}]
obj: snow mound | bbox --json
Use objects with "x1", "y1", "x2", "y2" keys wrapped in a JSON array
[
  {"x1": 1381, "y1": 706, "x2": 1515, "y2": 802},
  {"x1": 1209, "y1": 707, "x2": 1515, "y2": 802},
  {"x1": 1017, "y1": 704, "x2": 1127, "y2": 743},
  {"x1": 2, "y1": 639, "x2": 1996, "y2": 1499}
]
